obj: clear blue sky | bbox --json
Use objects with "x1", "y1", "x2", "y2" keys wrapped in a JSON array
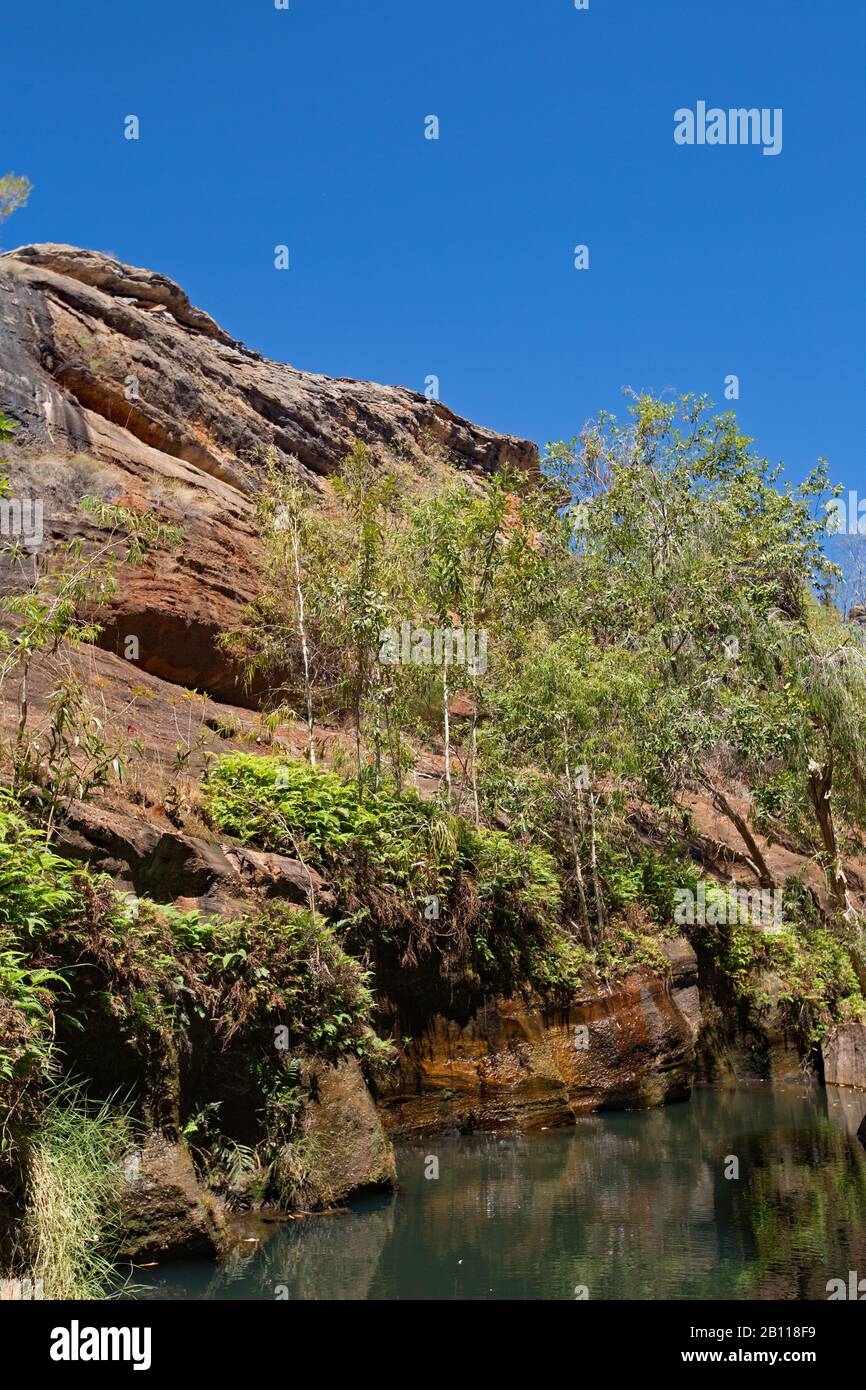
[{"x1": 3, "y1": 0, "x2": 864, "y2": 493}]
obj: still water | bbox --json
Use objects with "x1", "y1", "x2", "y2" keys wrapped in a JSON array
[{"x1": 126, "y1": 1085, "x2": 866, "y2": 1301}]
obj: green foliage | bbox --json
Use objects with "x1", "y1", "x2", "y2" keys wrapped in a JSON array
[
  {"x1": 12, "y1": 1083, "x2": 131, "y2": 1299},
  {"x1": 0, "y1": 790, "x2": 387, "y2": 1209},
  {"x1": 526, "y1": 933, "x2": 591, "y2": 996},
  {"x1": 0, "y1": 797, "x2": 78, "y2": 1138},
  {"x1": 6, "y1": 392, "x2": 866, "y2": 1247},
  {"x1": 686, "y1": 878, "x2": 864, "y2": 1044},
  {"x1": 0, "y1": 952, "x2": 65, "y2": 1142},
  {"x1": 603, "y1": 845, "x2": 693, "y2": 923},
  {"x1": 459, "y1": 823, "x2": 562, "y2": 926},
  {"x1": 0, "y1": 493, "x2": 184, "y2": 831},
  {"x1": 205, "y1": 905, "x2": 385, "y2": 1060},
  {"x1": 0, "y1": 793, "x2": 79, "y2": 931},
  {"x1": 0, "y1": 173, "x2": 31, "y2": 226},
  {"x1": 203, "y1": 752, "x2": 569, "y2": 995}
]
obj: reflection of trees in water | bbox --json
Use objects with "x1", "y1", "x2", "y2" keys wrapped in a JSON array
[
  {"x1": 733, "y1": 1092, "x2": 866, "y2": 1300},
  {"x1": 217, "y1": 1200, "x2": 397, "y2": 1301},
  {"x1": 269, "y1": 1200, "x2": 397, "y2": 1301},
  {"x1": 128, "y1": 1199, "x2": 397, "y2": 1301},
  {"x1": 128, "y1": 1088, "x2": 866, "y2": 1300},
  {"x1": 379, "y1": 1111, "x2": 725, "y2": 1299},
  {"x1": 377, "y1": 1117, "x2": 728, "y2": 1299},
  {"x1": 377, "y1": 1092, "x2": 866, "y2": 1300}
]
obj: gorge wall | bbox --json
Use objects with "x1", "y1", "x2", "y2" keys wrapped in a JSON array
[{"x1": 2, "y1": 246, "x2": 865, "y2": 1263}]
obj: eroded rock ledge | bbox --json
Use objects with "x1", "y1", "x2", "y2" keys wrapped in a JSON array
[
  {"x1": 0, "y1": 243, "x2": 537, "y2": 701},
  {"x1": 1, "y1": 244, "x2": 538, "y2": 487},
  {"x1": 377, "y1": 941, "x2": 700, "y2": 1135}
]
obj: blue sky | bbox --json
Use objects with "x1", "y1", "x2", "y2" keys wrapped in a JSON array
[{"x1": 3, "y1": 0, "x2": 864, "y2": 493}]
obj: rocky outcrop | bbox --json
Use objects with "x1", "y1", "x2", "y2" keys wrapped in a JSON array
[
  {"x1": 695, "y1": 958, "x2": 809, "y2": 1084},
  {"x1": 118, "y1": 1134, "x2": 229, "y2": 1263},
  {"x1": 1, "y1": 245, "x2": 537, "y2": 486},
  {"x1": 53, "y1": 793, "x2": 325, "y2": 918},
  {"x1": 116, "y1": 1069, "x2": 395, "y2": 1259},
  {"x1": 297, "y1": 1058, "x2": 397, "y2": 1205},
  {"x1": 823, "y1": 1021, "x2": 866, "y2": 1090},
  {"x1": 377, "y1": 941, "x2": 700, "y2": 1136},
  {"x1": 0, "y1": 244, "x2": 537, "y2": 702}
]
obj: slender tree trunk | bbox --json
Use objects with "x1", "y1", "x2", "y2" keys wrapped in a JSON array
[
  {"x1": 700, "y1": 778, "x2": 775, "y2": 889},
  {"x1": 469, "y1": 710, "x2": 480, "y2": 825},
  {"x1": 564, "y1": 752, "x2": 591, "y2": 947},
  {"x1": 353, "y1": 662, "x2": 364, "y2": 802},
  {"x1": 290, "y1": 525, "x2": 315, "y2": 765},
  {"x1": 16, "y1": 657, "x2": 29, "y2": 747},
  {"x1": 371, "y1": 664, "x2": 382, "y2": 793},
  {"x1": 587, "y1": 787, "x2": 607, "y2": 941},
  {"x1": 807, "y1": 758, "x2": 856, "y2": 921},
  {"x1": 385, "y1": 703, "x2": 402, "y2": 793},
  {"x1": 442, "y1": 656, "x2": 452, "y2": 804}
]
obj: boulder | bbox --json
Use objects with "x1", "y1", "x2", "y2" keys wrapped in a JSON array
[
  {"x1": 296, "y1": 1058, "x2": 396, "y2": 1207},
  {"x1": 118, "y1": 1134, "x2": 229, "y2": 1263},
  {"x1": 822, "y1": 1021, "x2": 866, "y2": 1090},
  {"x1": 136, "y1": 830, "x2": 237, "y2": 900},
  {"x1": 233, "y1": 846, "x2": 326, "y2": 904},
  {"x1": 54, "y1": 799, "x2": 162, "y2": 884},
  {"x1": 55, "y1": 804, "x2": 250, "y2": 910}
]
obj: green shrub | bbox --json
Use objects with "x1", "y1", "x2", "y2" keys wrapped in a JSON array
[
  {"x1": 203, "y1": 753, "x2": 569, "y2": 996},
  {"x1": 0, "y1": 796, "x2": 76, "y2": 1142},
  {"x1": 687, "y1": 881, "x2": 864, "y2": 1044},
  {"x1": 0, "y1": 787, "x2": 389, "y2": 1215},
  {"x1": 603, "y1": 844, "x2": 695, "y2": 923},
  {"x1": 0, "y1": 952, "x2": 65, "y2": 1148},
  {"x1": 0, "y1": 794, "x2": 78, "y2": 934}
]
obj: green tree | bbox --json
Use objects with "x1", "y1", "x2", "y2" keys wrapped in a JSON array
[
  {"x1": 0, "y1": 174, "x2": 31, "y2": 226},
  {"x1": 221, "y1": 452, "x2": 324, "y2": 765},
  {"x1": 0, "y1": 497, "x2": 182, "y2": 832},
  {"x1": 330, "y1": 442, "x2": 402, "y2": 798}
]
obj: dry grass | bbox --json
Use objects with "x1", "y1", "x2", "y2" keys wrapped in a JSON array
[{"x1": 15, "y1": 1084, "x2": 131, "y2": 1299}]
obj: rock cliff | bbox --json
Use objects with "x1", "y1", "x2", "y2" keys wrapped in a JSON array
[{"x1": 0, "y1": 243, "x2": 536, "y2": 701}]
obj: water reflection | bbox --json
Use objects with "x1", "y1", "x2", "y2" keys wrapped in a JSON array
[{"x1": 126, "y1": 1085, "x2": 866, "y2": 1301}]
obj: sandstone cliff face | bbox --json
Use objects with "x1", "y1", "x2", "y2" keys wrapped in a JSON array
[
  {"x1": 377, "y1": 941, "x2": 701, "y2": 1136},
  {"x1": 0, "y1": 243, "x2": 536, "y2": 701}
]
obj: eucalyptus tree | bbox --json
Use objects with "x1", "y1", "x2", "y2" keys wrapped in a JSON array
[
  {"x1": 407, "y1": 480, "x2": 468, "y2": 805},
  {"x1": 483, "y1": 629, "x2": 648, "y2": 944},
  {"x1": 405, "y1": 467, "x2": 560, "y2": 816},
  {"x1": 225, "y1": 443, "x2": 404, "y2": 796},
  {"x1": 544, "y1": 392, "x2": 857, "y2": 923},
  {"x1": 330, "y1": 442, "x2": 403, "y2": 797},
  {"x1": 221, "y1": 452, "x2": 326, "y2": 765}
]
